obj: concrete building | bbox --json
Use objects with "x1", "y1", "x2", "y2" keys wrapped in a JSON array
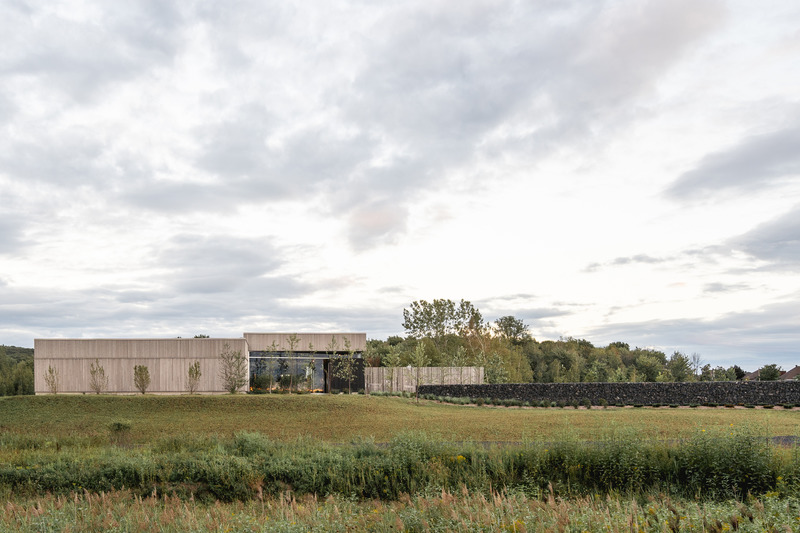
[{"x1": 34, "y1": 333, "x2": 366, "y2": 395}]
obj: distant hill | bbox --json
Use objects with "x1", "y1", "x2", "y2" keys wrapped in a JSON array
[{"x1": 2, "y1": 345, "x2": 34, "y2": 364}]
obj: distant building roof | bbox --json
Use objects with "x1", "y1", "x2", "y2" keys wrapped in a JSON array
[{"x1": 779, "y1": 365, "x2": 800, "y2": 381}]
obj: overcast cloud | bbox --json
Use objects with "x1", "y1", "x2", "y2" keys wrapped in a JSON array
[{"x1": 1, "y1": 0, "x2": 799, "y2": 371}]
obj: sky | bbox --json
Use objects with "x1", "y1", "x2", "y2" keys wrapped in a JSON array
[{"x1": 1, "y1": 0, "x2": 799, "y2": 370}]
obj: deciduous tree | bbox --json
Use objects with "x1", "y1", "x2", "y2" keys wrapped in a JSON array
[
  {"x1": 186, "y1": 361, "x2": 201, "y2": 394},
  {"x1": 133, "y1": 365, "x2": 150, "y2": 394},
  {"x1": 44, "y1": 365, "x2": 59, "y2": 394},
  {"x1": 219, "y1": 343, "x2": 247, "y2": 394},
  {"x1": 89, "y1": 359, "x2": 108, "y2": 394}
]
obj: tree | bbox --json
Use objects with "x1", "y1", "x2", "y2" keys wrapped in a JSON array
[
  {"x1": 410, "y1": 342, "x2": 429, "y2": 403},
  {"x1": 495, "y1": 316, "x2": 531, "y2": 345},
  {"x1": 668, "y1": 352, "x2": 693, "y2": 382},
  {"x1": 730, "y1": 365, "x2": 746, "y2": 381},
  {"x1": 325, "y1": 336, "x2": 339, "y2": 393},
  {"x1": 133, "y1": 365, "x2": 151, "y2": 394},
  {"x1": 635, "y1": 354, "x2": 664, "y2": 382},
  {"x1": 450, "y1": 345, "x2": 468, "y2": 385},
  {"x1": 305, "y1": 342, "x2": 316, "y2": 391},
  {"x1": 186, "y1": 361, "x2": 201, "y2": 394},
  {"x1": 333, "y1": 337, "x2": 358, "y2": 394},
  {"x1": 193, "y1": 334, "x2": 209, "y2": 338},
  {"x1": 89, "y1": 359, "x2": 108, "y2": 394},
  {"x1": 44, "y1": 365, "x2": 59, "y2": 394},
  {"x1": 219, "y1": 343, "x2": 247, "y2": 393},
  {"x1": 382, "y1": 345, "x2": 402, "y2": 392},
  {"x1": 759, "y1": 364, "x2": 782, "y2": 381},
  {"x1": 690, "y1": 352, "x2": 703, "y2": 379},
  {"x1": 286, "y1": 333, "x2": 300, "y2": 394},
  {"x1": 402, "y1": 299, "x2": 483, "y2": 355},
  {"x1": 477, "y1": 351, "x2": 510, "y2": 384}
]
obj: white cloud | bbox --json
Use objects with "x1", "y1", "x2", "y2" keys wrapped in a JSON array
[{"x1": 0, "y1": 0, "x2": 798, "y2": 370}]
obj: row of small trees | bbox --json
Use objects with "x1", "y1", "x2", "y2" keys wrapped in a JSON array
[{"x1": 42, "y1": 358, "x2": 204, "y2": 395}]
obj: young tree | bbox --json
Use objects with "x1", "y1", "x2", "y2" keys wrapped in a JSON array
[
  {"x1": 305, "y1": 342, "x2": 315, "y2": 391},
  {"x1": 325, "y1": 335, "x2": 339, "y2": 393},
  {"x1": 44, "y1": 365, "x2": 59, "y2": 394},
  {"x1": 219, "y1": 343, "x2": 247, "y2": 393},
  {"x1": 477, "y1": 351, "x2": 509, "y2": 384},
  {"x1": 382, "y1": 345, "x2": 402, "y2": 392},
  {"x1": 286, "y1": 333, "x2": 300, "y2": 394},
  {"x1": 89, "y1": 359, "x2": 108, "y2": 394},
  {"x1": 333, "y1": 337, "x2": 357, "y2": 394},
  {"x1": 133, "y1": 365, "x2": 151, "y2": 394},
  {"x1": 411, "y1": 342, "x2": 429, "y2": 403},
  {"x1": 448, "y1": 345, "x2": 469, "y2": 385},
  {"x1": 186, "y1": 360, "x2": 201, "y2": 394}
]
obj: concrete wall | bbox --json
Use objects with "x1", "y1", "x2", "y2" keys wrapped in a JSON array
[
  {"x1": 366, "y1": 367, "x2": 484, "y2": 393},
  {"x1": 244, "y1": 333, "x2": 366, "y2": 352},
  {"x1": 418, "y1": 381, "x2": 800, "y2": 406},
  {"x1": 34, "y1": 338, "x2": 249, "y2": 394}
]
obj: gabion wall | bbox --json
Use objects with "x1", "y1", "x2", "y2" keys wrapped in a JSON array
[{"x1": 417, "y1": 381, "x2": 800, "y2": 406}]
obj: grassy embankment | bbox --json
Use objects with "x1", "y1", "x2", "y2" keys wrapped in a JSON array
[{"x1": 2, "y1": 393, "x2": 798, "y2": 444}]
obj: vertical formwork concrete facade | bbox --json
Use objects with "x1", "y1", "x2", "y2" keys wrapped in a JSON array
[{"x1": 34, "y1": 338, "x2": 249, "y2": 394}]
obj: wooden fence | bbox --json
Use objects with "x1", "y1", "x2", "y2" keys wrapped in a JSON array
[{"x1": 365, "y1": 367, "x2": 484, "y2": 393}]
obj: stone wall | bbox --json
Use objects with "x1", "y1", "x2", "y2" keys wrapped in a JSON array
[{"x1": 417, "y1": 381, "x2": 800, "y2": 406}]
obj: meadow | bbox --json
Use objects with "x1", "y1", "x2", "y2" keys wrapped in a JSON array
[
  {"x1": 2, "y1": 394, "x2": 800, "y2": 532},
  {"x1": 2, "y1": 393, "x2": 799, "y2": 443}
]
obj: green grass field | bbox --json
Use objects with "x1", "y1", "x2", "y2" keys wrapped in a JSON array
[{"x1": 2, "y1": 394, "x2": 798, "y2": 444}]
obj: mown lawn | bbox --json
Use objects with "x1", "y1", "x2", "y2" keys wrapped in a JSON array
[{"x1": 1, "y1": 394, "x2": 798, "y2": 444}]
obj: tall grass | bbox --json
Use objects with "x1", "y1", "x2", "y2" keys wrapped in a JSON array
[
  {"x1": 2, "y1": 488, "x2": 799, "y2": 532},
  {"x1": 0, "y1": 427, "x2": 796, "y2": 502}
]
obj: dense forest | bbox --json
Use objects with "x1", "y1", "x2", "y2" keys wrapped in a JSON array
[
  {"x1": 0, "y1": 345, "x2": 34, "y2": 396},
  {"x1": 365, "y1": 299, "x2": 755, "y2": 385},
  {"x1": 0, "y1": 299, "x2": 784, "y2": 396}
]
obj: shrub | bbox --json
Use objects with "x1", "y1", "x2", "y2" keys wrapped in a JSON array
[
  {"x1": 581, "y1": 398, "x2": 592, "y2": 408},
  {"x1": 669, "y1": 404, "x2": 679, "y2": 408},
  {"x1": 763, "y1": 405, "x2": 774, "y2": 409},
  {"x1": 598, "y1": 398, "x2": 608, "y2": 408}
]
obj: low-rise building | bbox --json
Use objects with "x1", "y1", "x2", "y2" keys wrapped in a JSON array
[{"x1": 34, "y1": 333, "x2": 366, "y2": 394}]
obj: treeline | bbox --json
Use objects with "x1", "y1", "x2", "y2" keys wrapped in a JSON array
[
  {"x1": 0, "y1": 345, "x2": 34, "y2": 396},
  {"x1": 366, "y1": 299, "x2": 752, "y2": 384}
]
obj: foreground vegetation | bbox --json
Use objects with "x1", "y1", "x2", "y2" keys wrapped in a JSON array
[
  {"x1": 3, "y1": 489, "x2": 800, "y2": 532},
  {"x1": 3, "y1": 394, "x2": 800, "y2": 531},
  {"x1": 0, "y1": 417, "x2": 797, "y2": 502}
]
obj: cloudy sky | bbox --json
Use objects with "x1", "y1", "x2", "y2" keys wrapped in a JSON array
[{"x1": 2, "y1": 0, "x2": 799, "y2": 370}]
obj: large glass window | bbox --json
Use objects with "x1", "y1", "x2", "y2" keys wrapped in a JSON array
[{"x1": 249, "y1": 352, "x2": 325, "y2": 392}]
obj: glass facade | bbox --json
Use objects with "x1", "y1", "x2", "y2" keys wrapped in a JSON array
[{"x1": 249, "y1": 352, "x2": 327, "y2": 392}]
